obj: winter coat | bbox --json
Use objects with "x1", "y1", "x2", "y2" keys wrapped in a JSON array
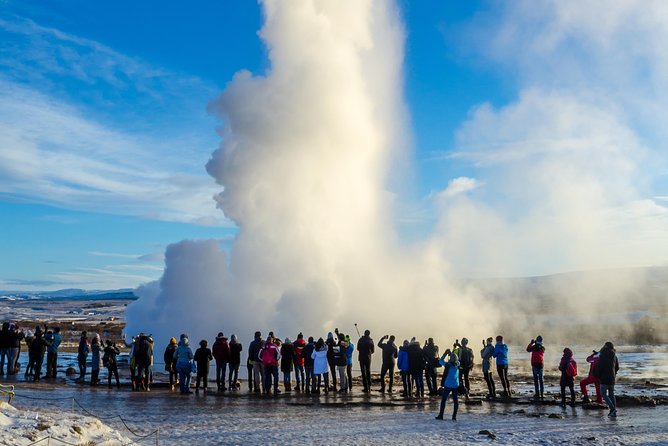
[
  {"x1": 312, "y1": 346, "x2": 329, "y2": 375},
  {"x1": 293, "y1": 338, "x2": 306, "y2": 367},
  {"x1": 174, "y1": 340, "x2": 194, "y2": 367},
  {"x1": 458, "y1": 346, "x2": 474, "y2": 370},
  {"x1": 260, "y1": 343, "x2": 281, "y2": 367},
  {"x1": 439, "y1": 358, "x2": 460, "y2": 389},
  {"x1": 248, "y1": 338, "x2": 263, "y2": 365},
  {"x1": 10, "y1": 329, "x2": 25, "y2": 348},
  {"x1": 229, "y1": 340, "x2": 243, "y2": 366},
  {"x1": 559, "y1": 350, "x2": 577, "y2": 385},
  {"x1": 164, "y1": 344, "x2": 177, "y2": 367},
  {"x1": 407, "y1": 343, "x2": 425, "y2": 373},
  {"x1": 332, "y1": 343, "x2": 347, "y2": 367},
  {"x1": 356, "y1": 335, "x2": 375, "y2": 364},
  {"x1": 481, "y1": 344, "x2": 494, "y2": 373},
  {"x1": 345, "y1": 341, "x2": 354, "y2": 366},
  {"x1": 492, "y1": 342, "x2": 509, "y2": 366},
  {"x1": 378, "y1": 339, "x2": 398, "y2": 366},
  {"x1": 91, "y1": 342, "x2": 101, "y2": 370},
  {"x1": 103, "y1": 345, "x2": 120, "y2": 368},
  {"x1": 594, "y1": 346, "x2": 619, "y2": 386},
  {"x1": 303, "y1": 342, "x2": 315, "y2": 368},
  {"x1": 134, "y1": 336, "x2": 153, "y2": 367},
  {"x1": 586, "y1": 352, "x2": 600, "y2": 378},
  {"x1": 194, "y1": 347, "x2": 213, "y2": 372},
  {"x1": 397, "y1": 347, "x2": 409, "y2": 372},
  {"x1": 77, "y1": 336, "x2": 90, "y2": 358},
  {"x1": 281, "y1": 343, "x2": 295, "y2": 373},
  {"x1": 526, "y1": 341, "x2": 545, "y2": 367},
  {"x1": 212, "y1": 337, "x2": 231, "y2": 363},
  {"x1": 0, "y1": 324, "x2": 9, "y2": 349},
  {"x1": 29, "y1": 333, "x2": 50, "y2": 359},
  {"x1": 423, "y1": 342, "x2": 439, "y2": 369},
  {"x1": 47, "y1": 333, "x2": 61, "y2": 354}
]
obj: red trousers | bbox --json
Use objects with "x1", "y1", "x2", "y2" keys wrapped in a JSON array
[{"x1": 580, "y1": 375, "x2": 602, "y2": 403}]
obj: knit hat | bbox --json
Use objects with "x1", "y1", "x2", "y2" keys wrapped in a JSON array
[
  {"x1": 169, "y1": 337, "x2": 177, "y2": 344},
  {"x1": 218, "y1": 332, "x2": 224, "y2": 338}
]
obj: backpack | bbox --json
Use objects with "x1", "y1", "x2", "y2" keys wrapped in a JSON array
[
  {"x1": 566, "y1": 360, "x2": 578, "y2": 378},
  {"x1": 459, "y1": 347, "x2": 473, "y2": 369},
  {"x1": 102, "y1": 352, "x2": 110, "y2": 367}
]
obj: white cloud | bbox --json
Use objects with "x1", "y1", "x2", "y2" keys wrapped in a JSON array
[{"x1": 438, "y1": 176, "x2": 480, "y2": 200}]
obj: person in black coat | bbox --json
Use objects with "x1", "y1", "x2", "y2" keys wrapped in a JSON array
[
  {"x1": 378, "y1": 335, "x2": 398, "y2": 393},
  {"x1": 29, "y1": 327, "x2": 51, "y2": 381},
  {"x1": 407, "y1": 338, "x2": 425, "y2": 398},
  {"x1": 594, "y1": 341, "x2": 619, "y2": 417},
  {"x1": 194, "y1": 339, "x2": 213, "y2": 394},
  {"x1": 356, "y1": 330, "x2": 375, "y2": 392}
]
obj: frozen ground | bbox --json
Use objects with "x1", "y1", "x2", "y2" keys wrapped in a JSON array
[{"x1": 3, "y1": 385, "x2": 668, "y2": 445}]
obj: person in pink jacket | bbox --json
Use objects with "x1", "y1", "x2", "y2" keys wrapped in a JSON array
[{"x1": 260, "y1": 336, "x2": 281, "y2": 395}]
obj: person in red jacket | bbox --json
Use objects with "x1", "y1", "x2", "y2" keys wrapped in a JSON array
[
  {"x1": 526, "y1": 335, "x2": 545, "y2": 399},
  {"x1": 293, "y1": 333, "x2": 306, "y2": 392},
  {"x1": 260, "y1": 336, "x2": 282, "y2": 395},
  {"x1": 580, "y1": 350, "x2": 603, "y2": 404},
  {"x1": 212, "y1": 332, "x2": 231, "y2": 392},
  {"x1": 558, "y1": 347, "x2": 578, "y2": 407}
]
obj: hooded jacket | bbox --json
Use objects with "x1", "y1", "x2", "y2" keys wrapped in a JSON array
[
  {"x1": 293, "y1": 338, "x2": 306, "y2": 367},
  {"x1": 174, "y1": 339, "x2": 194, "y2": 366},
  {"x1": 559, "y1": 348, "x2": 577, "y2": 384},
  {"x1": 481, "y1": 343, "x2": 494, "y2": 373},
  {"x1": 280, "y1": 342, "x2": 295, "y2": 372},
  {"x1": 260, "y1": 342, "x2": 281, "y2": 367},
  {"x1": 212, "y1": 336, "x2": 231, "y2": 363},
  {"x1": 356, "y1": 335, "x2": 375, "y2": 363},
  {"x1": 47, "y1": 332, "x2": 61, "y2": 354},
  {"x1": 594, "y1": 345, "x2": 619, "y2": 385},
  {"x1": 527, "y1": 341, "x2": 545, "y2": 366},
  {"x1": 407, "y1": 342, "x2": 425, "y2": 373},
  {"x1": 312, "y1": 344, "x2": 329, "y2": 375},
  {"x1": 397, "y1": 345, "x2": 409, "y2": 372},
  {"x1": 229, "y1": 338, "x2": 243, "y2": 365},
  {"x1": 248, "y1": 336, "x2": 263, "y2": 365},
  {"x1": 493, "y1": 342, "x2": 509, "y2": 366},
  {"x1": 440, "y1": 357, "x2": 460, "y2": 389}
]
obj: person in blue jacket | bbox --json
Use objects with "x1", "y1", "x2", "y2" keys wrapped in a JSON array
[
  {"x1": 435, "y1": 351, "x2": 460, "y2": 421},
  {"x1": 492, "y1": 335, "x2": 511, "y2": 396},
  {"x1": 397, "y1": 340, "x2": 410, "y2": 397}
]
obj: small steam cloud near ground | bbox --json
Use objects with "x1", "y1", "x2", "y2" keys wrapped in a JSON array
[{"x1": 126, "y1": 0, "x2": 668, "y2": 347}]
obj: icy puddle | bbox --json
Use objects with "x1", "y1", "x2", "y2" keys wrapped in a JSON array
[{"x1": 5, "y1": 386, "x2": 668, "y2": 445}]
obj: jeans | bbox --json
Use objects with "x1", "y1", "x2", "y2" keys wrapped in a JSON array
[
  {"x1": 0, "y1": 348, "x2": 9, "y2": 374},
  {"x1": 459, "y1": 367, "x2": 470, "y2": 396},
  {"x1": 360, "y1": 361, "x2": 371, "y2": 391},
  {"x1": 561, "y1": 381, "x2": 575, "y2": 405},
  {"x1": 401, "y1": 371, "x2": 411, "y2": 395},
  {"x1": 177, "y1": 363, "x2": 191, "y2": 394},
  {"x1": 337, "y1": 365, "x2": 348, "y2": 391},
  {"x1": 380, "y1": 363, "x2": 394, "y2": 391},
  {"x1": 229, "y1": 363, "x2": 239, "y2": 389},
  {"x1": 295, "y1": 365, "x2": 305, "y2": 389},
  {"x1": 78, "y1": 353, "x2": 88, "y2": 380},
  {"x1": 46, "y1": 351, "x2": 58, "y2": 377},
  {"x1": 532, "y1": 364, "x2": 544, "y2": 395},
  {"x1": 252, "y1": 362, "x2": 264, "y2": 391},
  {"x1": 425, "y1": 365, "x2": 437, "y2": 394},
  {"x1": 264, "y1": 365, "x2": 279, "y2": 393},
  {"x1": 346, "y1": 364, "x2": 353, "y2": 391},
  {"x1": 315, "y1": 372, "x2": 329, "y2": 393},
  {"x1": 305, "y1": 366, "x2": 314, "y2": 392},
  {"x1": 601, "y1": 384, "x2": 616, "y2": 412},
  {"x1": 216, "y1": 361, "x2": 228, "y2": 390},
  {"x1": 283, "y1": 371, "x2": 291, "y2": 388},
  {"x1": 438, "y1": 386, "x2": 459, "y2": 420},
  {"x1": 107, "y1": 365, "x2": 120, "y2": 387},
  {"x1": 328, "y1": 360, "x2": 337, "y2": 390},
  {"x1": 412, "y1": 371, "x2": 424, "y2": 397}
]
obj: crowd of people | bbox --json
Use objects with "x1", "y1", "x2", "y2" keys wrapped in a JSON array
[{"x1": 0, "y1": 322, "x2": 621, "y2": 420}]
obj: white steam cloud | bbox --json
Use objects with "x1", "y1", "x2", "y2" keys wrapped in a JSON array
[
  {"x1": 126, "y1": 0, "x2": 491, "y2": 345},
  {"x1": 127, "y1": 1, "x2": 668, "y2": 347}
]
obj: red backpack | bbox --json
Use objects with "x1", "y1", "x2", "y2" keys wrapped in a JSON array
[{"x1": 566, "y1": 360, "x2": 578, "y2": 378}]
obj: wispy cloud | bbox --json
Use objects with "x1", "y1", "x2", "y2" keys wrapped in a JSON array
[{"x1": 0, "y1": 15, "x2": 228, "y2": 226}]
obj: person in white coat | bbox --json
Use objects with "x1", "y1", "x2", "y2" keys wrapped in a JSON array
[{"x1": 311, "y1": 338, "x2": 330, "y2": 394}]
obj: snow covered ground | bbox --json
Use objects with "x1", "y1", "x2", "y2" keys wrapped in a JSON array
[
  {"x1": 0, "y1": 400, "x2": 132, "y2": 445},
  {"x1": 4, "y1": 386, "x2": 668, "y2": 445}
]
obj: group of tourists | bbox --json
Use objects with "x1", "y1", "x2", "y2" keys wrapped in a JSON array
[{"x1": 0, "y1": 321, "x2": 621, "y2": 420}]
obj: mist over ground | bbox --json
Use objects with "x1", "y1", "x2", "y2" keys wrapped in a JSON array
[{"x1": 126, "y1": 0, "x2": 668, "y2": 347}]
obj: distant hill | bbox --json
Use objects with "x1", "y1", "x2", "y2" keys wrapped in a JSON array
[{"x1": 0, "y1": 288, "x2": 138, "y2": 301}]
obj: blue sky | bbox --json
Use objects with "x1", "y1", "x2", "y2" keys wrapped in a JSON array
[{"x1": 1, "y1": 1, "x2": 667, "y2": 291}]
